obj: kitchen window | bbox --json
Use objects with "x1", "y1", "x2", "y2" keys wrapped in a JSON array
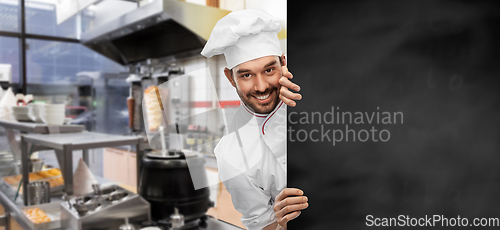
[
  {"x1": 0, "y1": 36, "x2": 20, "y2": 84},
  {"x1": 0, "y1": 0, "x2": 19, "y2": 32}
]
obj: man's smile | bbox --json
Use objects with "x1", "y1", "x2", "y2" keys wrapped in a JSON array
[{"x1": 252, "y1": 91, "x2": 273, "y2": 104}]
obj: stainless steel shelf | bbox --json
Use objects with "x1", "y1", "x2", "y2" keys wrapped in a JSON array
[
  {"x1": 22, "y1": 132, "x2": 141, "y2": 150},
  {"x1": 21, "y1": 131, "x2": 141, "y2": 206}
]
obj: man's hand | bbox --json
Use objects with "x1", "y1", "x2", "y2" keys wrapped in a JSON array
[
  {"x1": 273, "y1": 188, "x2": 308, "y2": 229},
  {"x1": 279, "y1": 66, "x2": 302, "y2": 107}
]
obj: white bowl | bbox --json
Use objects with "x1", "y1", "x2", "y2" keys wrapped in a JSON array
[
  {"x1": 40, "y1": 111, "x2": 65, "y2": 116},
  {"x1": 31, "y1": 103, "x2": 45, "y2": 108},
  {"x1": 41, "y1": 107, "x2": 65, "y2": 112},
  {"x1": 41, "y1": 114, "x2": 64, "y2": 119},
  {"x1": 39, "y1": 109, "x2": 66, "y2": 114},
  {"x1": 40, "y1": 114, "x2": 65, "y2": 120},
  {"x1": 30, "y1": 104, "x2": 45, "y2": 111},
  {"x1": 43, "y1": 104, "x2": 66, "y2": 110},
  {"x1": 41, "y1": 116, "x2": 65, "y2": 125},
  {"x1": 28, "y1": 104, "x2": 44, "y2": 123},
  {"x1": 41, "y1": 111, "x2": 65, "y2": 116}
]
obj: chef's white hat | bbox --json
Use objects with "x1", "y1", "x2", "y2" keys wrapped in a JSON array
[{"x1": 201, "y1": 9, "x2": 282, "y2": 69}]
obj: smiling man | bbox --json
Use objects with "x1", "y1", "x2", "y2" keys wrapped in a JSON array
[
  {"x1": 227, "y1": 56, "x2": 282, "y2": 114},
  {"x1": 202, "y1": 9, "x2": 308, "y2": 230}
]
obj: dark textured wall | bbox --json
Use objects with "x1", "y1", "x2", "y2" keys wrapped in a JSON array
[{"x1": 288, "y1": 0, "x2": 500, "y2": 229}]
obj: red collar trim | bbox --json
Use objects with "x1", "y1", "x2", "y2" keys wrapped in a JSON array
[
  {"x1": 262, "y1": 101, "x2": 284, "y2": 135},
  {"x1": 242, "y1": 102, "x2": 268, "y2": 118}
]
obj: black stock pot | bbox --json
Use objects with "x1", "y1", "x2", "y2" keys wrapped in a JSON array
[{"x1": 139, "y1": 150, "x2": 211, "y2": 223}]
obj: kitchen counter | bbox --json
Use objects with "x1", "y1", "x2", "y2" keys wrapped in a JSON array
[{"x1": 0, "y1": 180, "x2": 243, "y2": 230}]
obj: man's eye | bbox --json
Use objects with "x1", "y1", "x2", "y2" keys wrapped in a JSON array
[
  {"x1": 242, "y1": 73, "x2": 251, "y2": 78},
  {"x1": 265, "y1": 68, "x2": 275, "y2": 74}
]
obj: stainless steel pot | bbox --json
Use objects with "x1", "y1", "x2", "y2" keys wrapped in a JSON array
[{"x1": 29, "y1": 158, "x2": 44, "y2": 172}]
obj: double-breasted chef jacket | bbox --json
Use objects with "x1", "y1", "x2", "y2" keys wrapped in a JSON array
[{"x1": 214, "y1": 100, "x2": 287, "y2": 230}]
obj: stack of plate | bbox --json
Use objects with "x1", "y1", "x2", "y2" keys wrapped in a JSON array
[
  {"x1": 12, "y1": 105, "x2": 31, "y2": 122},
  {"x1": 40, "y1": 104, "x2": 66, "y2": 125}
]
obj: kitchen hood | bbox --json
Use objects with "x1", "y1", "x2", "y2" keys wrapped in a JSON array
[{"x1": 80, "y1": 0, "x2": 230, "y2": 65}]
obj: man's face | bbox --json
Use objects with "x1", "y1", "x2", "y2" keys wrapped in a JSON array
[{"x1": 226, "y1": 55, "x2": 282, "y2": 114}]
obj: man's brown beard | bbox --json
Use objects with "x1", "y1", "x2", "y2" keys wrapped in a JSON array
[{"x1": 237, "y1": 86, "x2": 280, "y2": 114}]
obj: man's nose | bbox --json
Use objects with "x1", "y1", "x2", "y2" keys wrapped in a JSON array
[{"x1": 254, "y1": 74, "x2": 269, "y2": 92}]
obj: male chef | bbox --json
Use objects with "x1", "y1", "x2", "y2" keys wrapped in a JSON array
[{"x1": 201, "y1": 9, "x2": 308, "y2": 230}]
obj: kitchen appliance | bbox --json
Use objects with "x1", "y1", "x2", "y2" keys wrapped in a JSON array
[
  {"x1": 80, "y1": 0, "x2": 230, "y2": 66},
  {"x1": 138, "y1": 149, "x2": 212, "y2": 226},
  {"x1": 60, "y1": 185, "x2": 151, "y2": 230}
]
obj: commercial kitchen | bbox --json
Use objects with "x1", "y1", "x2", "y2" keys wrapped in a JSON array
[{"x1": 0, "y1": 0, "x2": 287, "y2": 229}]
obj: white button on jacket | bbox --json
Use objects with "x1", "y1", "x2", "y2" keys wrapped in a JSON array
[{"x1": 214, "y1": 101, "x2": 287, "y2": 230}]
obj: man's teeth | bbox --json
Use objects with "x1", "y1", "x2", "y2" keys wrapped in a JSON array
[{"x1": 255, "y1": 94, "x2": 270, "y2": 100}]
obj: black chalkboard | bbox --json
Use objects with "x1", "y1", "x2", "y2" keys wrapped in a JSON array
[{"x1": 288, "y1": 0, "x2": 500, "y2": 229}]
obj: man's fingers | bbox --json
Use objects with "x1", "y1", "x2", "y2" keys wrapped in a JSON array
[
  {"x1": 277, "y1": 203, "x2": 308, "y2": 219},
  {"x1": 274, "y1": 196, "x2": 308, "y2": 212},
  {"x1": 282, "y1": 66, "x2": 293, "y2": 79},
  {"x1": 280, "y1": 87, "x2": 302, "y2": 101},
  {"x1": 276, "y1": 188, "x2": 304, "y2": 202},
  {"x1": 279, "y1": 94, "x2": 296, "y2": 107},
  {"x1": 278, "y1": 211, "x2": 301, "y2": 227},
  {"x1": 279, "y1": 77, "x2": 300, "y2": 91},
  {"x1": 274, "y1": 188, "x2": 308, "y2": 227}
]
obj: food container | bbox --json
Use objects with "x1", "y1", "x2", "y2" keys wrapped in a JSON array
[
  {"x1": 21, "y1": 202, "x2": 61, "y2": 230},
  {"x1": 2, "y1": 168, "x2": 64, "y2": 194},
  {"x1": 60, "y1": 185, "x2": 150, "y2": 230},
  {"x1": 27, "y1": 181, "x2": 50, "y2": 205},
  {"x1": 30, "y1": 158, "x2": 44, "y2": 172}
]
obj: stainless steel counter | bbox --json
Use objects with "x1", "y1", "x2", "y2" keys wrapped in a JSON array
[
  {"x1": 0, "y1": 176, "x2": 114, "y2": 230},
  {"x1": 0, "y1": 182, "x2": 243, "y2": 230}
]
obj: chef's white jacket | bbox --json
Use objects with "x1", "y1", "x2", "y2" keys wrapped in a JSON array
[{"x1": 214, "y1": 101, "x2": 287, "y2": 230}]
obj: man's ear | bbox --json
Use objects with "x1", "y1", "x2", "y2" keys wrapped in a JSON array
[
  {"x1": 224, "y1": 67, "x2": 237, "y2": 88},
  {"x1": 280, "y1": 54, "x2": 287, "y2": 66}
]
